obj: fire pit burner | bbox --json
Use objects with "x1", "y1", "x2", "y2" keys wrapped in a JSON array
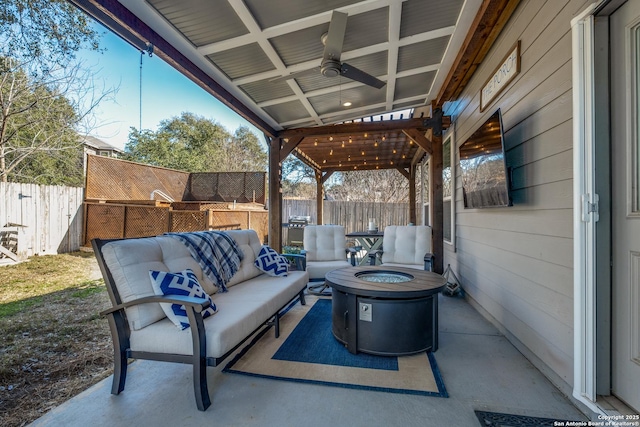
[{"x1": 355, "y1": 271, "x2": 414, "y2": 283}]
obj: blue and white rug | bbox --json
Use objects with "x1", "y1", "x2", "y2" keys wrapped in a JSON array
[{"x1": 223, "y1": 297, "x2": 448, "y2": 397}]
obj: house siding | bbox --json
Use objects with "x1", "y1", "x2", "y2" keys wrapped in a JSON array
[{"x1": 443, "y1": 0, "x2": 593, "y2": 390}]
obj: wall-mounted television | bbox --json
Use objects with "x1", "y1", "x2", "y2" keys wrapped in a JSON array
[{"x1": 459, "y1": 109, "x2": 512, "y2": 208}]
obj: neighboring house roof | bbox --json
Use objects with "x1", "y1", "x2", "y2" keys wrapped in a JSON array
[{"x1": 81, "y1": 136, "x2": 125, "y2": 154}]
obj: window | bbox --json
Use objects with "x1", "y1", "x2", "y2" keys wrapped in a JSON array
[
  {"x1": 443, "y1": 131, "x2": 455, "y2": 247},
  {"x1": 422, "y1": 159, "x2": 430, "y2": 226}
]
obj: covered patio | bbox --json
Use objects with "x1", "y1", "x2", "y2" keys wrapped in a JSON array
[
  {"x1": 54, "y1": 0, "x2": 632, "y2": 423},
  {"x1": 30, "y1": 294, "x2": 587, "y2": 426},
  {"x1": 69, "y1": 0, "x2": 519, "y2": 274}
]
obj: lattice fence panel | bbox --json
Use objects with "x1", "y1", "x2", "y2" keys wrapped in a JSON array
[
  {"x1": 243, "y1": 172, "x2": 266, "y2": 204},
  {"x1": 209, "y1": 211, "x2": 248, "y2": 230},
  {"x1": 124, "y1": 206, "x2": 169, "y2": 238},
  {"x1": 186, "y1": 172, "x2": 266, "y2": 203},
  {"x1": 216, "y1": 173, "x2": 243, "y2": 202},
  {"x1": 85, "y1": 155, "x2": 189, "y2": 201},
  {"x1": 171, "y1": 202, "x2": 227, "y2": 211},
  {"x1": 84, "y1": 204, "x2": 126, "y2": 243},
  {"x1": 170, "y1": 211, "x2": 208, "y2": 232}
]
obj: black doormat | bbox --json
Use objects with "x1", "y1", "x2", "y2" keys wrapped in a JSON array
[{"x1": 474, "y1": 410, "x2": 575, "y2": 427}]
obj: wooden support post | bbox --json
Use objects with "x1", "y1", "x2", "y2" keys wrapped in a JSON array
[
  {"x1": 268, "y1": 137, "x2": 283, "y2": 252},
  {"x1": 409, "y1": 165, "x2": 417, "y2": 224},
  {"x1": 430, "y1": 135, "x2": 444, "y2": 274},
  {"x1": 316, "y1": 172, "x2": 323, "y2": 225}
]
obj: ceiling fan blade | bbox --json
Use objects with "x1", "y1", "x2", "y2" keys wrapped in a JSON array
[
  {"x1": 322, "y1": 11, "x2": 348, "y2": 62},
  {"x1": 340, "y1": 62, "x2": 386, "y2": 89},
  {"x1": 269, "y1": 66, "x2": 320, "y2": 83}
]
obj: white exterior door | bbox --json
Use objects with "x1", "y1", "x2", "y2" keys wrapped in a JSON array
[{"x1": 611, "y1": 0, "x2": 640, "y2": 412}]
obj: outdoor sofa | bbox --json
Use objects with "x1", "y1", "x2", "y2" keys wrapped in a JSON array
[{"x1": 92, "y1": 229, "x2": 308, "y2": 411}]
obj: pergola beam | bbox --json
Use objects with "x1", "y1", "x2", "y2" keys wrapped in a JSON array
[
  {"x1": 278, "y1": 119, "x2": 430, "y2": 139},
  {"x1": 279, "y1": 136, "x2": 303, "y2": 162},
  {"x1": 403, "y1": 129, "x2": 434, "y2": 155}
]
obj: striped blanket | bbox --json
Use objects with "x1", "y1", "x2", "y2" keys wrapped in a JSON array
[{"x1": 165, "y1": 231, "x2": 243, "y2": 293}]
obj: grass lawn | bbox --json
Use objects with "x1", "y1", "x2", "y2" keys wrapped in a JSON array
[{"x1": 0, "y1": 252, "x2": 112, "y2": 427}]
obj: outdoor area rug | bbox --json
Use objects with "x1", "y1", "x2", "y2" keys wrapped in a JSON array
[{"x1": 223, "y1": 296, "x2": 448, "y2": 397}]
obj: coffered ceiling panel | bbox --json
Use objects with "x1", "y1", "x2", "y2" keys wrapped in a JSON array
[{"x1": 108, "y1": 0, "x2": 478, "y2": 130}]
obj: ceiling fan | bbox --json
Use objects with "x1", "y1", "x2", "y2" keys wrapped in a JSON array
[{"x1": 271, "y1": 11, "x2": 386, "y2": 89}]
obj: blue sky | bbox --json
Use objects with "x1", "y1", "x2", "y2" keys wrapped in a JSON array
[{"x1": 81, "y1": 25, "x2": 263, "y2": 150}]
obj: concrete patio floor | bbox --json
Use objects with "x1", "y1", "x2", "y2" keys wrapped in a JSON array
[{"x1": 29, "y1": 293, "x2": 589, "y2": 427}]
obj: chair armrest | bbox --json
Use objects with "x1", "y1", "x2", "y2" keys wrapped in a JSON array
[
  {"x1": 346, "y1": 247, "x2": 359, "y2": 266},
  {"x1": 281, "y1": 253, "x2": 307, "y2": 271},
  {"x1": 424, "y1": 253, "x2": 435, "y2": 271},
  {"x1": 368, "y1": 250, "x2": 382, "y2": 265},
  {"x1": 100, "y1": 294, "x2": 211, "y2": 317}
]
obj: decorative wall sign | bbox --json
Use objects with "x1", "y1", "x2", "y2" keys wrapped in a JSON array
[{"x1": 480, "y1": 41, "x2": 521, "y2": 111}]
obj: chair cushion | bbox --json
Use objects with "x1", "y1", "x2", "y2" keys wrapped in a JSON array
[
  {"x1": 254, "y1": 245, "x2": 288, "y2": 277},
  {"x1": 306, "y1": 259, "x2": 351, "y2": 280},
  {"x1": 381, "y1": 225, "x2": 432, "y2": 265},
  {"x1": 149, "y1": 269, "x2": 217, "y2": 330},
  {"x1": 303, "y1": 225, "x2": 347, "y2": 261}
]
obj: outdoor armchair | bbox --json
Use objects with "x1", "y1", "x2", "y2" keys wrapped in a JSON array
[
  {"x1": 302, "y1": 225, "x2": 357, "y2": 295},
  {"x1": 368, "y1": 225, "x2": 434, "y2": 271}
]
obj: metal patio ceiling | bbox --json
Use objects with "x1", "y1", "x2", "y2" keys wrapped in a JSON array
[
  {"x1": 70, "y1": 0, "x2": 519, "y2": 173},
  {"x1": 75, "y1": 0, "x2": 478, "y2": 131}
]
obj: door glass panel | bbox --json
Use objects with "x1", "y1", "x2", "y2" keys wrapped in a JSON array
[{"x1": 635, "y1": 27, "x2": 640, "y2": 212}]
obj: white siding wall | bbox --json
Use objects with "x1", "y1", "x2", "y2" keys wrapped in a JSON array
[
  {"x1": 0, "y1": 182, "x2": 85, "y2": 258},
  {"x1": 444, "y1": 0, "x2": 592, "y2": 390}
]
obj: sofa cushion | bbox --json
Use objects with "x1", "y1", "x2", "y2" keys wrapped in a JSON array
[
  {"x1": 149, "y1": 269, "x2": 218, "y2": 330},
  {"x1": 156, "y1": 236, "x2": 217, "y2": 295},
  {"x1": 254, "y1": 245, "x2": 288, "y2": 277},
  {"x1": 129, "y1": 270, "x2": 309, "y2": 359},
  {"x1": 102, "y1": 238, "x2": 169, "y2": 330},
  {"x1": 164, "y1": 231, "x2": 244, "y2": 293},
  {"x1": 224, "y1": 229, "x2": 264, "y2": 287}
]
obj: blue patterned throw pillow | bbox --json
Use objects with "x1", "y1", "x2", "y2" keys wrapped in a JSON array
[
  {"x1": 149, "y1": 269, "x2": 217, "y2": 330},
  {"x1": 254, "y1": 245, "x2": 289, "y2": 277}
]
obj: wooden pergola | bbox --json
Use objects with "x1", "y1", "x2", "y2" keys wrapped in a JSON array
[{"x1": 267, "y1": 107, "x2": 450, "y2": 272}]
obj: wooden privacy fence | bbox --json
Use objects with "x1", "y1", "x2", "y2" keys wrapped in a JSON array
[
  {"x1": 282, "y1": 199, "x2": 423, "y2": 245},
  {"x1": 0, "y1": 182, "x2": 84, "y2": 260}
]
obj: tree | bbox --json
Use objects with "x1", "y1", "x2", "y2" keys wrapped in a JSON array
[
  {"x1": 0, "y1": 58, "x2": 109, "y2": 184},
  {"x1": 281, "y1": 156, "x2": 316, "y2": 198},
  {"x1": 1, "y1": 0, "x2": 101, "y2": 66},
  {"x1": 0, "y1": 0, "x2": 108, "y2": 184},
  {"x1": 218, "y1": 126, "x2": 267, "y2": 172},
  {"x1": 125, "y1": 113, "x2": 267, "y2": 172},
  {"x1": 327, "y1": 169, "x2": 412, "y2": 202}
]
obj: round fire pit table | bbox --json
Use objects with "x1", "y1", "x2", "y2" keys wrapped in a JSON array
[{"x1": 328, "y1": 265, "x2": 447, "y2": 356}]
